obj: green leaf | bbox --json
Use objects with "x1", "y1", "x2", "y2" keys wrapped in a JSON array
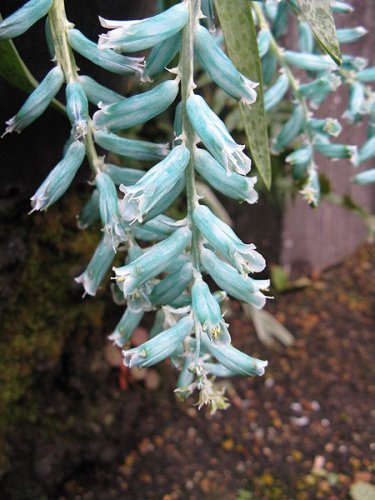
[
  {"x1": 214, "y1": 0, "x2": 272, "y2": 189},
  {"x1": 295, "y1": 0, "x2": 342, "y2": 65},
  {"x1": 0, "y1": 14, "x2": 65, "y2": 113}
]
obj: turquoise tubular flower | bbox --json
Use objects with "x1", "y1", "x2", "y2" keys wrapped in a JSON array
[
  {"x1": 204, "y1": 339, "x2": 268, "y2": 377},
  {"x1": 104, "y1": 164, "x2": 144, "y2": 186},
  {"x1": 331, "y1": 2, "x2": 354, "y2": 14},
  {"x1": 78, "y1": 75, "x2": 123, "y2": 106},
  {"x1": 194, "y1": 149, "x2": 258, "y2": 204},
  {"x1": 142, "y1": 172, "x2": 185, "y2": 223},
  {"x1": 257, "y1": 29, "x2": 271, "y2": 58},
  {"x1": 0, "y1": 0, "x2": 52, "y2": 40},
  {"x1": 195, "y1": 25, "x2": 258, "y2": 105},
  {"x1": 44, "y1": 18, "x2": 54, "y2": 58},
  {"x1": 66, "y1": 82, "x2": 89, "y2": 139},
  {"x1": 193, "y1": 204, "x2": 266, "y2": 274},
  {"x1": 93, "y1": 79, "x2": 179, "y2": 132},
  {"x1": 352, "y1": 168, "x2": 375, "y2": 185},
  {"x1": 299, "y1": 74, "x2": 341, "y2": 102},
  {"x1": 108, "y1": 308, "x2": 144, "y2": 347},
  {"x1": 113, "y1": 227, "x2": 191, "y2": 298},
  {"x1": 191, "y1": 275, "x2": 231, "y2": 345},
  {"x1": 357, "y1": 66, "x2": 375, "y2": 83},
  {"x1": 30, "y1": 140, "x2": 85, "y2": 212},
  {"x1": 356, "y1": 136, "x2": 375, "y2": 165},
  {"x1": 95, "y1": 171, "x2": 125, "y2": 245},
  {"x1": 203, "y1": 363, "x2": 237, "y2": 378},
  {"x1": 187, "y1": 94, "x2": 251, "y2": 175},
  {"x1": 300, "y1": 168, "x2": 320, "y2": 207},
  {"x1": 273, "y1": 2, "x2": 289, "y2": 39},
  {"x1": 283, "y1": 51, "x2": 337, "y2": 71},
  {"x1": 272, "y1": 104, "x2": 305, "y2": 153},
  {"x1": 264, "y1": 72, "x2": 289, "y2": 111},
  {"x1": 143, "y1": 33, "x2": 181, "y2": 82},
  {"x1": 75, "y1": 234, "x2": 116, "y2": 296},
  {"x1": 201, "y1": 247, "x2": 270, "y2": 309},
  {"x1": 201, "y1": 0, "x2": 215, "y2": 32},
  {"x1": 119, "y1": 145, "x2": 190, "y2": 224},
  {"x1": 308, "y1": 118, "x2": 342, "y2": 138},
  {"x1": 337, "y1": 27, "x2": 367, "y2": 44},
  {"x1": 286, "y1": 147, "x2": 312, "y2": 180},
  {"x1": 4, "y1": 65, "x2": 64, "y2": 135},
  {"x1": 150, "y1": 262, "x2": 193, "y2": 307},
  {"x1": 314, "y1": 139, "x2": 357, "y2": 162},
  {"x1": 344, "y1": 82, "x2": 365, "y2": 124},
  {"x1": 262, "y1": 52, "x2": 277, "y2": 86},
  {"x1": 98, "y1": 3, "x2": 188, "y2": 53},
  {"x1": 298, "y1": 22, "x2": 314, "y2": 53},
  {"x1": 94, "y1": 129, "x2": 169, "y2": 162},
  {"x1": 341, "y1": 55, "x2": 367, "y2": 72},
  {"x1": 133, "y1": 215, "x2": 178, "y2": 242},
  {"x1": 67, "y1": 29, "x2": 144, "y2": 76},
  {"x1": 78, "y1": 189, "x2": 100, "y2": 229}
]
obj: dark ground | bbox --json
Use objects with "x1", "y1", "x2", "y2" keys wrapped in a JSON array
[{"x1": 2, "y1": 238, "x2": 374, "y2": 499}]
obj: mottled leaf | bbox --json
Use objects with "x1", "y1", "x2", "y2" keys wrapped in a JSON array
[{"x1": 214, "y1": 0, "x2": 271, "y2": 189}]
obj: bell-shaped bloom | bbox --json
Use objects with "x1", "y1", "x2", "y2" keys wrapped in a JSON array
[
  {"x1": 75, "y1": 234, "x2": 116, "y2": 296},
  {"x1": 78, "y1": 75, "x2": 123, "y2": 106},
  {"x1": 342, "y1": 55, "x2": 367, "y2": 72},
  {"x1": 300, "y1": 168, "x2": 320, "y2": 207},
  {"x1": 200, "y1": 247, "x2": 269, "y2": 310},
  {"x1": 257, "y1": 29, "x2": 271, "y2": 58},
  {"x1": 113, "y1": 227, "x2": 191, "y2": 298},
  {"x1": 142, "y1": 33, "x2": 181, "y2": 82},
  {"x1": 98, "y1": 3, "x2": 188, "y2": 52},
  {"x1": 78, "y1": 189, "x2": 100, "y2": 229},
  {"x1": 0, "y1": 0, "x2": 52, "y2": 40},
  {"x1": 150, "y1": 262, "x2": 193, "y2": 307},
  {"x1": 352, "y1": 168, "x2": 375, "y2": 185},
  {"x1": 192, "y1": 274, "x2": 231, "y2": 345},
  {"x1": 104, "y1": 164, "x2": 144, "y2": 186},
  {"x1": 299, "y1": 74, "x2": 341, "y2": 108},
  {"x1": 283, "y1": 51, "x2": 337, "y2": 71},
  {"x1": 4, "y1": 66, "x2": 64, "y2": 135},
  {"x1": 119, "y1": 144, "x2": 190, "y2": 224},
  {"x1": 187, "y1": 94, "x2": 251, "y2": 175},
  {"x1": 195, "y1": 25, "x2": 258, "y2": 105},
  {"x1": 95, "y1": 171, "x2": 126, "y2": 245},
  {"x1": 30, "y1": 140, "x2": 86, "y2": 212},
  {"x1": 272, "y1": 104, "x2": 305, "y2": 153},
  {"x1": 133, "y1": 215, "x2": 179, "y2": 242},
  {"x1": 194, "y1": 149, "x2": 258, "y2": 204},
  {"x1": 193, "y1": 205, "x2": 266, "y2": 274},
  {"x1": 314, "y1": 137, "x2": 357, "y2": 163},
  {"x1": 66, "y1": 82, "x2": 89, "y2": 139},
  {"x1": 108, "y1": 308, "x2": 144, "y2": 347},
  {"x1": 286, "y1": 146, "x2": 312, "y2": 180},
  {"x1": 93, "y1": 79, "x2": 179, "y2": 132},
  {"x1": 122, "y1": 316, "x2": 194, "y2": 368},
  {"x1": 308, "y1": 118, "x2": 342, "y2": 138},
  {"x1": 264, "y1": 71, "x2": 289, "y2": 111},
  {"x1": 68, "y1": 29, "x2": 144, "y2": 76},
  {"x1": 337, "y1": 27, "x2": 367, "y2": 44},
  {"x1": 204, "y1": 338, "x2": 268, "y2": 377},
  {"x1": 94, "y1": 129, "x2": 169, "y2": 162}
]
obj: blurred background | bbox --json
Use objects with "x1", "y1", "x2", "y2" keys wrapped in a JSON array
[{"x1": 0, "y1": 1, "x2": 374, "y2": 498}]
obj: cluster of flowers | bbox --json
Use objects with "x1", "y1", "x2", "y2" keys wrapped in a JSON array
[
  {"x1": 0, "y1": 0, "x2": 269, "y2": 410},
  {"x1": 252, "y1": 0, "x2": 375, "y2": 204}
]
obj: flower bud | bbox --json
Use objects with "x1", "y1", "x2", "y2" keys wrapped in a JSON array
[
  {"x1": 195, "y1": 25, "x2": 258, "y2": 105},
  {"x1": 352, "y1": 168, "x2": 375, "y2": 185},
  {"x1": 78, "y1": 189, "x2": 100, "y2": 229},
  {"x1": 355, "y1": 136, "x2": 375, "y2": 166},
  {"x1": 343, "y1": 82, "x2": 366, "y2": 124},
  {"x1": 187, "y1": 94, "x2": 251, "y2": 175},
  {"x1": 0, "y1": 0, "x2": 52, "y2": 40},
  {"x1": 142, "y1": 33, "x2": 181, "y2": 82},
  {"x1": 283, "y1": 51, "x2": 337, "y2": 71},
  {"x1": 75, "y1": 234, "x2": 116, "y2": 296},
  {"x1": 94, "y1": 129, "x2": 169, "y2": 162},
  {"x1": 331, "y1": 2, "x2": 354, "y2": 14},
  {"x1": 264, "y1": 71, "x2": 289, "y2": 111},
  {"x1": 257, "y1": 29, "x2": 271, "y2": 58},
  {"x1": 104, "y1": 164, "x2": 144, "y2": 186},
  {"x1": 78, "y1": 75, "x2": 123, "y2": 106},
  {"x1": 150, "y1": 262, "x2": 193, "y2": 307},
  {"x1": 122, "y1": 316, "x2": 194, "y2": 368},
  {"x1": 357, "y1": 66, "x2": 375, "y2": 83},
  {"x1": 108, "y1": 308, "x2": 144, "y2": 347},
  {"x1": 66, "y1": 82, "x2": 89, "y2": 139},
  {"x1": 95, "y1": 171, "x2": 126, "y2": 245},
  {"x1": 68, "y1": 28, "x2": 144, "y2": 76},
  {"x1": 272, "y1": 104, "x2": 305, "y2": 153},
  {"x1": 4, "y1": 66, "x2": 64, "y2": 135},
  {"x1": 93, "y1": 79, "x2": 179, "y2": 132},
  {"x1": 133, "y1": 215, "x2": 179, "y2": 241},
  {"x1": 298, "y1": 21, "x2": 314, "y2": 53},
  {"x1": 30, "y1": 140, "x2": 85, "y2": 212},
  {"x1": 314, "y1": 138, "x2": 357, "y2": 163},
  {"x1": 99, "y1": 3, "x2": 188, "y2": 52},
  {"x1": 337, "y1": 27, "x2": 367, "y2": 44},
  {"x1": 193, "y1": 204, "x2": 266, "y2": 274}
]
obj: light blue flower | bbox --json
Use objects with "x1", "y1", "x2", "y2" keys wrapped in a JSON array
[
  {"x1": 286, "y1": 147, "x2": 312, "y2": 180},
  {"x1": 257, "y1": 29, "x2": 271, "y2": 58},
  {"x1": 342, "y1": 55, "x2": 368, "y2": 72},
  {"x1": 352, "y1": 168, "x2": 375, "y2": 185},
  {"x1": 66, "y1": 81, "x2": 89, "y2": 139},
  {"x1": 283, "y1": 51, "x2": 337, "y2": 71},
  {"x1": 75, "y1": 234, "x2": 116, "y2": 296},
  {"x1": 123, "y1": 241, "x2": 154, "y2": 313},
  {"x1": 108, "y1": 308, "x2": 144, "y2": 347},
  {"x1": 355, "y1": 136, "x2": 375, "y2": 166},
  {"x1": 187, "y1": 94, "x2": 251, "y2": 175},
  {"x1": 264, "y1": 71, "x2": 289, "y2": 111},
  {"x1": 314, "y1": 138, "x2": 357, "y2": 163},
  {"x1": 150, "y1": 262, "x2": 193, "y2": 307},
  {"x1": 194, "y1": 149, "x2": 258, "y2": 204},
  {"x1": 93, "y1": 80, "x2": 179, "y2": 132},
  {"x1": 30, "y1": 140, "x2": 86, "y2": 212},
  {"x1": 119, "y1": 145, "x2": 190, "y2": 224},
  {"x1": 78, "y1": 189, "x2": 100, "y2": 229},
  {"x1": 98, "y1": 3, "x2": 188, "y2": 52},
  {"x1": 104, "y1": 164, "x2": 144, "y2": 186},
  {"x1": 78, "y1": 75, "x2": 123, "y2": 106},
  {"x1": 4, "y1": 66, "x2": 64, "y2": 135},
  {"x1": 193, "y1": 204, "x2": 266, "y2": 274},
  {"x1": 298, "y1": 21, "x2": 314, "y2": 53},
  {"x1": 200, "y1": 247, "x2": 270, "y2": 309},
  {"x1": 0, "y1": 0, "x2": 52, "y2": 40},
  {"x1": 308, "y1": 118, "x2": 342, "y2": 138},
  {"x1": 93, "y1": 129, "x2": 169, "y2": 162},
  {"x1": 272, "y1": 1, "x2": 289, "y2": 39},
  {"x1": 142, "y1": 33, "x2": 181, "y2": 82},
  {"x1": 300, "y1": 168, "x2": 320, "y2": 207},
  {"x1": 95, "y1": 171, "x2": 126, "y2": 245},
  {"x1": 195, "y1": 25, "x2": 258, "y2": 105},
  {"x1": 68, "y1": 28, "x2": 144, "y2": 76},
  {"x1": 133, "y1": 215, "x2": 179, "y2": 241},
  {"x1": 272, "y1": 104, "x2": 305, "y2": 153},
  {"x1": 122, "y1": 316, "x2": 194, "y2": 368},
  {"x1": 201, "y1": 0, "x2": 215, "y2": 32},
  {"x1": 192, "y1": 274, "x2": 231, "y2": 345},
  {"x1": 331, "y1": 2, "x2": 354, "y2": 14},
  {"x1": 113, "y1": 227, "x2": 191, "y2": 298},
  {"x1": 337, "y1": 27, "x2": 367, "y2": 44},
  {"x1": 343, "y1": 82, "x2": 366, "y2": 124},
  {"x1": 299, "y1": 74, "x2": 341, "y2": 105},
  {"x1": 357, "y1": 66, "x2": 375, "y2": 83}
]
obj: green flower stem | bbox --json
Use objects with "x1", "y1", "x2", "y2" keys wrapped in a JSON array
[
  {"x1": 180, "y1": 0, "x2": 201, "y2": 270},
  {"x1": 48, "y1": 0, "x2": 102, "y2": 174}
]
